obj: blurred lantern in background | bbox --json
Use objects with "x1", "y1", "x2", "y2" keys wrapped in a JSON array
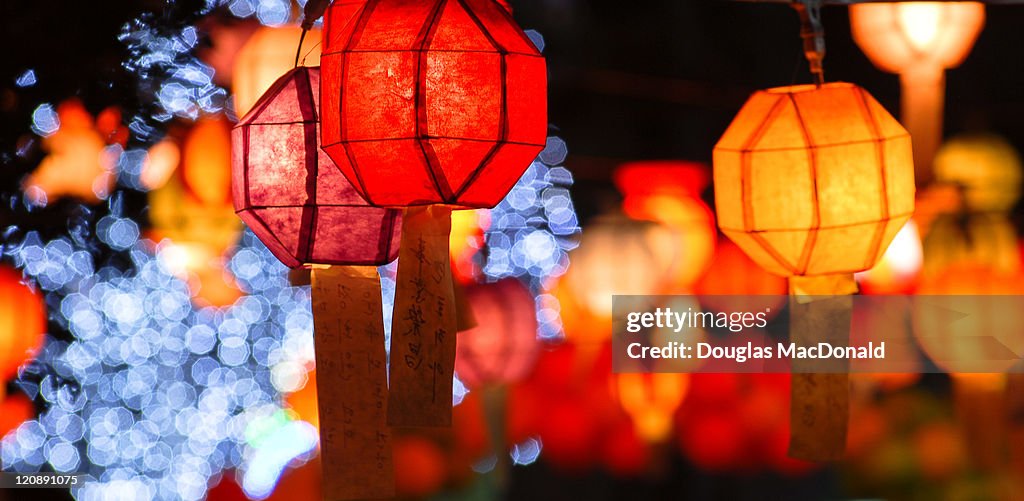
[
  {"x1": 850, "y1": 2, "x2": 985, "y2": 184},
  {"x1": 856, "y1": 221, "x2": 924, "y2": 295},
  {"x1": 611, "y1": 373, "x2": 688, "y2": 443},
  {"x1": 558, "y1": 214, "x2": 666, "y2": 346},
  {"x1": 392, "y1": 436, "x2": 448, "y2": 498},
  {"x1": 0, "y1": 264, "x2": 46, "y2": 382},
  {"x1": 923, "y1": 212, "x2": 1019, "y2": 278},
  {"x1": 141, "y1": 138, "x2": 181, "y2": 191},
  {"x1": 23, "y1": 99, "x2": 120, "y2": 205},
  {"x1": 182, "y1": 117, "x2": 233, "y2": 206},
  {"x1": 232, "y1": 25, "x2": 322, "y2": 116},
  {"x1": 613, "y1": 161, "x2": 716, "y2": 289},
  {"x1": 933, "y1": 133, "x2": 1023, "y2": 213},
  {"x1": 456, "y1": 278, "x2": 539, "y2": 389},
  {"x1": 149, "y1": 117, "x2": 244, "y2": 306}
]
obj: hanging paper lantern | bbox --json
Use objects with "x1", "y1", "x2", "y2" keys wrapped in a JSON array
[
  {"x1": 232, "y1": 67, "x2": 402, "y2": 268},
  {"x1": 320, "y1": 0, "x2": 547, "y2": 208},
  {"x1": 232, "y1": 25, "x2": 323, "y2": 117},
  {"x1": 714, "y1": 82, "x2": 915, "y2": 282},
  {"x1": 850, "y1": 2, "x2": 985, "y2": 184},
  {"x1": 933, "y1": 133, "x2": 1023, "y2": 213},
  {"x1": 455, "y1": 278, "x2": 539, "y2": 388},
  {"x1": 611, "y1": 373, "x2": 688, "y2": 443},
  {"x1": 181, "y1": 117, "x2": 234, "y2": 207},
  {"x1": 614, "y1": 161, "x2": 716, "y2": 289},
  {"x1": 0, "y1": 265, "x2": 47, "y2": 381}
]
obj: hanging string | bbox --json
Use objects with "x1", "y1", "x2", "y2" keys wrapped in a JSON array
[
  {"x1": 295, "y1": 28, "x2": 309, "y2": 68},
  {"x1": 792, "y1": 0, "x2": 825, "y2": 87}
]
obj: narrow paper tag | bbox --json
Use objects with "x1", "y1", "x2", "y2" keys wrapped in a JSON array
[
  {"x1": 788, "y1": 278, "x2": 852, "y2": 461},
  {"x1": 311, "y1": 266, "x2": 394, "y2": 500},
  {"x1": 388, "y1": 205, "x2": 457, "y2": 427}
]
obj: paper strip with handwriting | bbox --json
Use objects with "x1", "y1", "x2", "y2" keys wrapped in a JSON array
[
  {"x1": 311, "y1": 266, "x2": 394, "y2": 499},
  {"x1": 388, "y1": 205, "x2": 457, "y2": 427}
]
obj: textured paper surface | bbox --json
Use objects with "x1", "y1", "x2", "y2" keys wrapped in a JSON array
[
  {"x1": 388, "y1": 206, "x2": 457, "y2": 427},
  {"x1": 311, "y1": 266, "x2": 394, "y2": 500},
  {"x1": 788, "y1": 285, "x2": 852, "y2": 461}
]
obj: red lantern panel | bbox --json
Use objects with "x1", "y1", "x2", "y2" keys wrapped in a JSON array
[
  {"x1": 321, "y1": 0, "x2": 547, "y2": 208},
  {"x1": 232, "y1": 67, "x2": 402, "y2": 268}
]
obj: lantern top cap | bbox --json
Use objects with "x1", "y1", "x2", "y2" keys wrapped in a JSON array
[{"x1": 761, "y1": 81, "x2": 856, "y2": 95}]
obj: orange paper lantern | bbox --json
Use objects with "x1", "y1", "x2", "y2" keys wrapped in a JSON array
[
  {"x1": 713, "y1": 82, "x2": 915, "y2": 284},
  {"x1": 0, "y1": 265, "x2": 47, "y2": 380}
]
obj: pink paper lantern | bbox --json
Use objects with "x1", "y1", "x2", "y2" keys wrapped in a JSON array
[{"x1": 232, "y1": 66, "x2": 402, "y2": 268}]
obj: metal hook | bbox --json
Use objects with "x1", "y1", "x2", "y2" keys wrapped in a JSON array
[{"x1": 792, "y1": 0, "x2": 825, "y2": 86}]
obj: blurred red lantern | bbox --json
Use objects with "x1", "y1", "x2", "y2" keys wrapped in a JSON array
[
  {"x1": 600, "y1": 420, "x2": 650, "y2": 477},
  {"x1": 614, "y1": 161, "x2": 716, "y2": 288},
  {"x1": 0, "y1": 265, "x2": 46, "y2": 380},
  {"x1": 232, "y1": 67, "x2": 402, "y2": 268},
  {"x1": 320, "y1": 0, "x2": 547, "y2": 208},
  {"x1": 455, "y1": 278, "x2": 539, "y2": 388},
  {"x1": 392, "y1": 436, "x2": 448, "y2": 498}
]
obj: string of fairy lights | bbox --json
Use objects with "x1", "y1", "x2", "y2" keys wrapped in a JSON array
[{"x1": 0, "y1": 1, "x2": 579, "y2": 499}]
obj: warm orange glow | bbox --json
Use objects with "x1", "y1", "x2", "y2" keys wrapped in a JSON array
[
  {"x1": 850, "y1": 2, "x2": 985, "y2": 185},
  {"x1": 933, "y1": 133, "x2": 1022, "y2": 212},
  {"x1": 449, "y1": 209, "x2": 487, "y2": 283},
  {"x1": 0, "y1": 265, "x2": 46, "y2": 381},
  {"x1": 613, "y1": 373, "x2": 688, "y2": 442},
  {"x1": 856, "y1": 220, "x2": 923, "y2": 294},
  {"x1": 24, "y1": 100, "x2": 118, "y2": 204},
  {"x1": 232, "y1": 25, "x2": 322, "y2": 117},
  {"x1": 141, "y1": 139, "x2": 180, "y2": 191},
  {"x1": 615, "y1": 161, "x2": 715, "y2": 289},
  {"x1": 713, "y1": 83, "x2": 916, "y2": 279},
  {"x1": 181, "y1": 117, "x2": 233, "y2": 207},
  {"x1": 564, "y1": 215, "x2": 666, "y2": 319},
  {"x1": 850, "y1": 2, "x2": 985, "y2": 74}
]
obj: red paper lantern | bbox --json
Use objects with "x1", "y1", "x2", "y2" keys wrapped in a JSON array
[
  {"x1": 232, "y1": 67, "x2": 402, "y2": 267},
  {"x1": 320, "y1": 0, "x2": 547, "y2": 208},
  {"x1": 455, "y1": 278, "x2": 539, "y2": 388}
]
